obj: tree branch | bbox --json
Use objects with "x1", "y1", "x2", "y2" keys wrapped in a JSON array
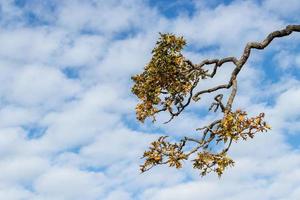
[
  {"x1": 193, "y1": 25, "x2": 300, "y2": 102},
  {"x1": 135, "y1": 25, "x2": 297, "y2": 176}
]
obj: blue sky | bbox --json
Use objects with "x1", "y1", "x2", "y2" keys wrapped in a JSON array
[{"x1": 0, "y1": 0, "x2": 300, "y2": 199}]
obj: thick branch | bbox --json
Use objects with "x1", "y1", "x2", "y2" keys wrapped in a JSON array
[
  {"x1": 193, "y1": 25, "x2": 300, "y2": 101},
  {"x1": 225, "y1": 79, "x2": 237, "y2": 111}
]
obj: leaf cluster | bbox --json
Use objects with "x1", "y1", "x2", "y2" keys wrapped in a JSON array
[
  {"x1": 193, "y1": 152, "x2": 234, "y2": 177},
  {"x1": 140, "y1": 136, "x2": 187, "y2": 173},
  {"x1": 140, "y1": 110, "x2": 271, "y2": 176},
  {"x1": 131, "y1": 33, "x2": 201, "y2": 122},
  {"x1": 216, "y1": 110, "x2": 270, "y2": 143}
]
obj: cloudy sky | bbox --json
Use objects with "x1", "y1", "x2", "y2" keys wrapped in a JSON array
[{"x1": 0, "y1": 0, "x2": 300, "y2": 199}]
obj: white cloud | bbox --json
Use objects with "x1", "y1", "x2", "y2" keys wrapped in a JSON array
[
  {"x1": 0, "y1": 0, "x2": 299, "y2": 199},
  {"x1": 95, "y1": 34, "x2": 156, "y2": 81},
  {"x1": 263, "y1": 0, "x2": 300, "y2": 20},
  {"x1": 0, "y1": 156, "x2": 49, "y2": 186},
  {"x1": 57, "y1": 34, "x2": 107, "y2": 67},
  {"x1": 0, "y1": 27, "x2": 62, "y2": 63},
  {"x1": 171, "y1": 1, "x2": 284, "y2": 55},
  {"x1": 0, "y1": 186, "x2": 34, "y2": 200},
  {"x1": 33, "y1": 167, "x2": 106, "y2": 200},
  {"x1": 56, "y1": 0, "x2": 157, "y2": 34},
  {"x1": 104, "y1": 190, "x2": 132, "y2": 200},
  {"x1": 273, "y1": 50, "x2": 300, "y2": 70},
  {"x1": 0, "y1": 65, "x2": 81, "y2": 107},
  {"x1": 0, "y1": 105, "x2": 40, "y2": 128}
]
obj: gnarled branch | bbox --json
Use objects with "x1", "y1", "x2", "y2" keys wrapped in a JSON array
[{"x1": 132, "y1": 25, "x2": 299, "y2": 176}]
